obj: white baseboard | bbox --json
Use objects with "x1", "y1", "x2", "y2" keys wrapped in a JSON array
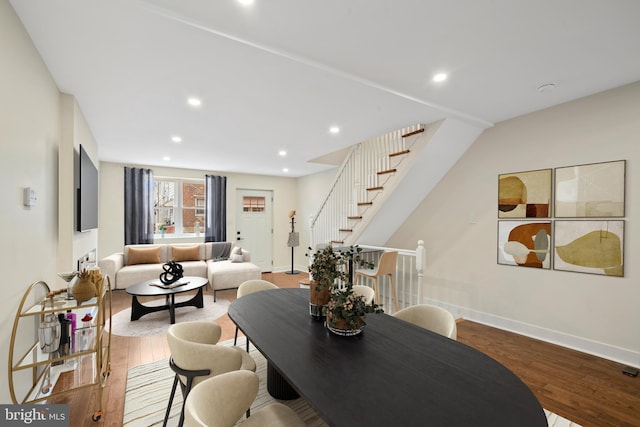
[{"x1": 425, "y1": 298, "x2": 640, "y2": 368}]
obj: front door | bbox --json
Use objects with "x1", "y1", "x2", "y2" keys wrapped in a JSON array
[{"x1": 236, "y1": 189, "x2": 273, "y2": 272}]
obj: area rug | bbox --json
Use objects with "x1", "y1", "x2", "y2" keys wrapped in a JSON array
[
  {"x1": 108, "y1": 297, "x2": 230, "y2": 337},
  {"x1": 123, "y1": 338, "x2": 582, "y2": 427},
  {"x1": 123, "y1": 337, "x2": 326, "y2": 427}
]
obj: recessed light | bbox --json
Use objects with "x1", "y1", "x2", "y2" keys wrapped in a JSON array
[
  {"x1": 238, "y1": 0, "x2": 254, "y2": 5},
  {"x1": 329, "y1": 126, "x2": 340, "y2": 134},
  {"x1": 171, "y1": 136, "x2": 182, "y2": 143},
  {"x1": 187, "y1": 97, "x2": 202, "y2": 107},
  {"x1": 278, "y1": 150, "x2": 287, "y2": 157},
  {"x1": 283, "y1": 168, "x2": 289, "y2": 173},
  {"x1": 433, "y1": 73, "x2": 447, "y2": 83},
  {"x1": 163, "y1": 156, "x2": 171, "y2": 161}
]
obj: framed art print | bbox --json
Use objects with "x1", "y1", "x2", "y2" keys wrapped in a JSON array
[
  {"x1": 553, "y1": 220, "x2": 624, "y2": 277},
  {"x1": 554, "y1": 160, "x2": 625, "y2": 217},
  {"x1": 498, "y1": 221, "x2": 551, "y2": 269},
  {"x1": 498, "y1": 169, "x2": 552, "y2": 218}
]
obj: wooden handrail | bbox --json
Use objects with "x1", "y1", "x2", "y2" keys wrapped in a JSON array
[{"x1": 402, "y1": 128, "x2": 425, "y2": 138}]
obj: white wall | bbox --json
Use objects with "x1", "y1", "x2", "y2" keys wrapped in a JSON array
[
  {"x1": 295, "y1": 167, "x2": 339, "y2": 268},
  {"x1": 98, "y1": 162, "x2": 298, "y2": 271},
  {"x1": 386, "y1": 81, "x2": 640, "y2": 365},
  {"x1": 0, "y1": 1, "x2": 99, "y2": 404},
  {"x1": 0, "y1": 1, "x2": 60, "y2": 404}
]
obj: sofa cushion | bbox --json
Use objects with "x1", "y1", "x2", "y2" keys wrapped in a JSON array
[
  {"x1": 172, "y1": 245, "x2": 202, "y2": 262},
  {"x1": 116, "y1": 263, "x2": 164, "y2": 288},
  {"x1": 208, "y1": 260, "x2": 261, "y2": 291},
  {"x1": 115, "y1": 261, "x2": 208, "y2": 289},
  {"x1": 127, "y1": 246, "x2": 162, "y2": 265}
]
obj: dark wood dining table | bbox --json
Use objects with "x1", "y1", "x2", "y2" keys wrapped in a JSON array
[{"x1": 228, "y1": 288, "x2": 547, "y2": 427}]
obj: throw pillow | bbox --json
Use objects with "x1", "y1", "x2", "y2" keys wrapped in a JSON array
[
  {"x1": 128, "y1": 246, "x2": 161, "y2": 265},
  {"x1": 231, "y1": 246, "x2": 242, "y2": 256},
  {"x1": 172, "y1": 245, "x2": 201, "y2": 262},
  {"x1": 230, "y1": 253, "x2": 244, "y2": 263}
]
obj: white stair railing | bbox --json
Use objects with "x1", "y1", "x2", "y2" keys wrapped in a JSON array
[{"x1": 352, "y1": 240, "x2": 425, "y2": 314}]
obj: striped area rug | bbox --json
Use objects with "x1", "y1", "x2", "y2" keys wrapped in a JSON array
[
  {"x1": 123, "y1": 337, "x2": 581, "y2": 427},
  {"x1": 123, "y1": 337, "x2": 325, "y2": 427}
]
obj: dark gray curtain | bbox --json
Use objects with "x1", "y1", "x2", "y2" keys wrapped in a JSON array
[
  {"x1": 124, "y1": 167, "x2": 154, "y2": 245},
  {"x1": 205, "y1": 175, "x2": 226, "y2": 242}
]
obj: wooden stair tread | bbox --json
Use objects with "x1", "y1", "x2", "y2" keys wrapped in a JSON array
[
  {"x1": 338, "y1": 228, "x2": 353, "y2": 232},
  {"x1": 330, "y1": 240, "x2": 344, "y2": 244},
  {"x1": 347, "y1": 216, "x2": 363, "y2": 220},
  {"x1": 357, "y1": 201, "x2": 373, "y2": 206},
  {"x1": 377, "y1": 168, "x2": 397, "y2": 175},
  {"x1": 367, "y1": 186, "x2": 384, "y2": 191},
  {"x1": 401, "y1": 128, "x2": 424, "y2": 138},
  {"x1": 389, "y1": 149, "x2": 410, "y2": 157}
]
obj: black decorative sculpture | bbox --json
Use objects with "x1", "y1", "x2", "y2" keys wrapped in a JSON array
[{"x1": 159, "y1": 261, "x2": 184, "y2": 285}]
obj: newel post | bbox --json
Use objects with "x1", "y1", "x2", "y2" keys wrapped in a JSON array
[{"x1": 416, "y1": 240, "x2": 425, "y2": 304}]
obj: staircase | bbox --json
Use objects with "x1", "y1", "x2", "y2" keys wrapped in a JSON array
[
  {"x1": 310, "y1": 123, "x2": 430, "y2": 247},
  {"x1": 310, "y1": 117, "x2": 485, "y2": 248}
]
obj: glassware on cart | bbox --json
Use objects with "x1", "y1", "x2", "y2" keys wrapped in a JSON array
[{"x1": 57, "y1": 271, "x2": 78, "y2": 300}]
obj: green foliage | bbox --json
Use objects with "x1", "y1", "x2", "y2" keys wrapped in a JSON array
[
  {"x1": 306, "y1": 245, "x2": 380, "y2": 329},
  {"x1": 306, "y1": 245, "x2": 374, "y2": 292},
  {"x1": 326, "y1": 282, "x2": 384, "y2": 329}
]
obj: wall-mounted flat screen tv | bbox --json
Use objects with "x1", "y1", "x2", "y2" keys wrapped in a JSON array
[{"x1": 77, "y1": 144, "x2": 99, "y2": 231}]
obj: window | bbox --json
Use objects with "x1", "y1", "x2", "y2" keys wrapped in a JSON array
[
  {"x1": 243, "y1": 196, "x2": 265, "y2": 212},
  {"x1": 153, "y1": 178, "x2": 205, "y2": 236}
]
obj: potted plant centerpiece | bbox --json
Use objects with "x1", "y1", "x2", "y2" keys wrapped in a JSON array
[
  {"x1": 307, "y1": 245, "x2": 345, "y2": 319},
  {"x1": 326, "y1": 282, "x2": 383, "y2": 336},
  {"x1": 307, "y1": 245, "x2": 382, "y2": 333}
]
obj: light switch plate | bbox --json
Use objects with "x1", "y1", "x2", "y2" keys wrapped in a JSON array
[{"x1": 23, "y1": 187, "x2": 37, "y2": 206}]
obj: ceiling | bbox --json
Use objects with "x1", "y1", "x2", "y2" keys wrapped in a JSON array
[{"x1": 10, "y1": 0, "x2": 640, "y2": 177}]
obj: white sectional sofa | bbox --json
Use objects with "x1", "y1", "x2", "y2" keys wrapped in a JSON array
[{"x1": 98, "y1": 242, "x2": 261, "y2": 300}]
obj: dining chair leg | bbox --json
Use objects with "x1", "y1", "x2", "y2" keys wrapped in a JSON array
[
  {"x1": 163, "y1": 374, "x2": 180, "y2": 427},
  {"x1": 389, "y1": 274, "x2": 399, "y2": 312},
  {"x1": 372, "y1": 277, "x2": 379, "y2": 305},
  {"x1": 234, "y1": 325, "x2": 239, "y2": 346}
]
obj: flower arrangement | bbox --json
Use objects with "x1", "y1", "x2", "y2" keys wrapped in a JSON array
[{"x1": 326, "y1": 282, "x2": 383, "y2": 330}]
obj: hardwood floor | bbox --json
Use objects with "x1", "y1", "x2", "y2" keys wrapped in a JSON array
[{"x1": 55, "y1": 273, "x2": 639, "y2": 427}]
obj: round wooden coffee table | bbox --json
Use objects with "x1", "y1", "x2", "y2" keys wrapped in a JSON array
[{"x1": 126, "y1": 276, "x2": 208, "y2": 324}]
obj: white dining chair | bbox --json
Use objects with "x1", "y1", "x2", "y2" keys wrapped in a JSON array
[
  {"x1": 352, "y1": 285, "x2": 375, "y2": 305},
  {"x1": 184, "y1": 370, "x2": 305, "y2": 427},
  {"x1": 393, "y1": 304, "x2": 457, "y2": 340},
  {"x1": 234, "y1": 280, "x2": 279, "y2": 351},
  {"x1": 164, "y1": 321, "x2": 256, "y2": 427},
  {"x1": 354, "y1": 251, "x2": 399, "y2": 312}
]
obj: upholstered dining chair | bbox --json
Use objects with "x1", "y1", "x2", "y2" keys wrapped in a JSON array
[
  {"x1": 354, "y1": 251, "x2": 399, "y2": 312},
  {"x1": 392, "y1": 304, "x2": 457, "y2": 340},
  {"x1": 184, "y1": 370, "x2": 306, "y2": 427},
  {"x1": 234, "y1": 279, "x2": 279, "y2": 351},
  {"x1": 352, "y1": 284, "x2": 376, "y2": 305},
  {"x1": 164, "y1": 321, "x2": 257, "y2": 427}
]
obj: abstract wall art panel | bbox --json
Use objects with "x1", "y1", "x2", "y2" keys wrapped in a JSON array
[
  {"x1": 498, "y1": 221, "x2": 552, "y2": 269},
  {"x1": 554, "y1": 220, "x2": 624, "y2": 277},
  {"x1": 554, "y1": 160, "x2": 625, "y2": 218},
  {"x1": 498, "y1": 169, "x2": 552, "y2": 218}
]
